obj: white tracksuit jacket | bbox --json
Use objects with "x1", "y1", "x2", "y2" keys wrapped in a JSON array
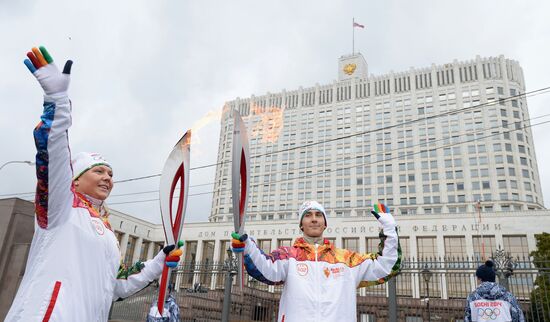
[
  {"x1": 243, "y1": 218, "x2": 401, "y2": 322},
  {"x1": 6, "y1": 94, "x2": 165, "y2": 321}
]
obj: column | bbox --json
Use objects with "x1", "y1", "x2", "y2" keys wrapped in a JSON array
[
  {"x1": 146, "y1": 241, "x2": 155, "y2": 260},
  {"x1": 119, "y1": 233, "x2": 129, "y2": 261},
  {"x1": 211, "y1": 239, "x2": 222, "y2": 289},
  {"x1": 132, "y1": 237, "x2": 143, "y2": 263},
  {"x1": 359, "y1": 236, "x2": 367, "y2": 254},
  {"x1": 335, "y1": 236, "x2": 342, "y2": 249},
  {"x1": 465, "y1": 232, "x2": 475, "y2": 258},
  {"x1": 271, "y1": 237, "x2": 277, "y2": 252},
  {"x1": 193, "y1": 241, "x2": 204, "y2": 286}
]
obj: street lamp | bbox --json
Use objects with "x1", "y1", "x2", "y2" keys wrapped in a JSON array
[
  {"x1": 0, "y1": 160, "x2": 35, "y2": 172},
  {"x1": 421, "y1": 265, "x2": 433, "y2": 322}
]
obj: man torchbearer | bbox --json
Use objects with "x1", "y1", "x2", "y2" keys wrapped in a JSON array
[{"x1": 231, "y1": 201, "x2": 402, "y2": 322}]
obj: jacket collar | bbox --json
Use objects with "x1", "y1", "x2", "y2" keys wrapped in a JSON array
[{"x1": 294, "y1": 237, "x2": 334, "y2": 252}]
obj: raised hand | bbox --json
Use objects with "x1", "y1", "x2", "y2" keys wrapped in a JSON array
[
  {"x1": 24, "y1": 46, "x2": 73, "y2": 95},
  {"x1": 163, "y1": 240, "x2": 184, "y2": 268},
  {"x1": 370, "y1": 202, "x2": 396, "y2": 229}
]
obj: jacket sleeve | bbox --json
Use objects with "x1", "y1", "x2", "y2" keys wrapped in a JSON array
[
  {"x1": 464, "y1": 294, "x2": 473, "y2": 322},
  {"x1": 113, "y1": 250, "x2": 165, "y2": 300},
  {"x1": 243, "y1": 236, "x2": 289, "y2": 285},
  {"x1": 33, "y1": 93, "x2": 75, "y2": 230},
  {"x1": 354, "y1": 221, "x2": 401, "y2": 287}
]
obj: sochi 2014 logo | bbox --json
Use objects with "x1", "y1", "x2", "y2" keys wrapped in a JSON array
[
  {"x1": 91, "y1": 218, "x2": 105, "y2": 235},
  {"x1": 478, "y1": 308, "x2": 501, "y2": 320},
  {"x1": 296, "y1": 263, "x2": 308, "y2": 276}
]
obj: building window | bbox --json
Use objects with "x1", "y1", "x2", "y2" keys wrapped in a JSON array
[
  {"x1": 201, "y1": 241, "x2": 215, "y2": 264},
  {"x1": 258, "y1": 239, "x2": 272, "y2": 253},
  {"x1": 366, "y1": 237, "x2": 380, "y2": 254},
  {"x1": 502, "y1": 235, "x2": 529, "y2": 259},
  {"x1": 444, "y1": 237, "x2": 466, "y2": 258},
  {"x1": 444, "y1": 236, "x2": 470, "y2": 297},
  {"x1": 417, "y1": 237, "x2": 437, "y2": 259},
  {"x1": 417, "y1": 236, "x2": 441, "y2": 297},
  {"x1": 278, "y1": 239, "x2": 292, "y2": 247},
  {"x1": 184, "y1": 241, "x2": 198, "y2": 263},
  {"x1": 139, "y1": 240, "x2": 150, "y2": 261},
  {"x1": 472, "y1": 235, "x2": 496, "y2": 261},
  {"x1": 124, "y1": 236, "x2": 137, "y2": 266},
  {"x1": 114, "y1": 231, "x2": 124, "y2": 245},
  {"x1": 343, "y1": 238, "x2": 359, "y2": 252},
  {"x1": 218, "y1": 240, "x2": 230, "y2": 263},
  {"x1": 182, "y1": 241, "x2": 198, "y2": 286},
  {"x1": 200, "y1": 241, "x2": 215, "y2": 285}
]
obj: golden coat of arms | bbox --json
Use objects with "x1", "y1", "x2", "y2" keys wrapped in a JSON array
[{"x1": 343, "y1": 63, "x2": 357, "y2": 75}]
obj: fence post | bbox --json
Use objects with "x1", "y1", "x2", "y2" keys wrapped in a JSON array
[
  {"x1": 388, "y1": 277, "x2": 397, "y2": 322},
  {"x1": 222, "y1": 249, "x2": 237, "y2": 322}
]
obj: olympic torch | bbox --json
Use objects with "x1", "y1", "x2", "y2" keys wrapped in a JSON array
[
  {"x1": 157, "y1": 130, "x2": 191, "y2": 315},
  {"x1": 231, "y1": 111, "x2": 250, "y2": 289}
]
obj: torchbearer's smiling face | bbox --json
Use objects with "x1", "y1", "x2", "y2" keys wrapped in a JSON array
[
  {"x1": 301, "y1": 210, "x2": 326, "y2": 238},
  {"x1": 74, "y1": 165, "x2": 113, "y2": 200}
]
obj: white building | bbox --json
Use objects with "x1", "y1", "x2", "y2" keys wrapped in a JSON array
[
  {"x1": 109, "y1": 53, "x2": 548, "y2": 271},
  {"x1": 210, "y1": 53, "x2": 543, "y2": 224}
]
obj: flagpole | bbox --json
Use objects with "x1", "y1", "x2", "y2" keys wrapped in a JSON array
[{"x1": 352, "y1": 17, "x2": 355, "y2": 54}]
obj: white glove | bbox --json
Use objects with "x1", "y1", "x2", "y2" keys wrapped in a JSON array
[{"x1": 24, "y1": 46, "x2": 72, "y2": 96}]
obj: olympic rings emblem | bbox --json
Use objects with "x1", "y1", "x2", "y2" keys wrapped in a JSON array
[{"x1": 477, "y1": 307, "x2": 501, "y2": 320}]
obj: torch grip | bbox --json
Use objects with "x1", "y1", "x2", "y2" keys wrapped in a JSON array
[{"x1": 157, "y1": 265, "x2": 170, "y2": 315}]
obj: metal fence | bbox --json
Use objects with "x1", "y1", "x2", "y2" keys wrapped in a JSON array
[{"x1": 110, "y1": 252, "x2": 550, "y2": 322}]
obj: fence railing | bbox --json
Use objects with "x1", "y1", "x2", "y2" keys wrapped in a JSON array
[{"x1": 110, "y1": 255, "x2": 550, "y2": 322}]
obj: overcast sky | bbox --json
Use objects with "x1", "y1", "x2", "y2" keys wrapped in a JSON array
[{"x1": 1, "y1": 0, "x2": 549, "y2": 224}]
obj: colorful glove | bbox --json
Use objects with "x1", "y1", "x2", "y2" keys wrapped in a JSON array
[
  {"x1": 163, "y1": 240, "x2": 184, "y2": 268},
  {"x1": 24, "y1": 46, "x2": 73, "y2": 95},
  {"x1": 371, "y1": 202, "x2": 396, "y2": 228},
  {"x1": 231, "y1": 232, "x2": 248, "y2": 253}
]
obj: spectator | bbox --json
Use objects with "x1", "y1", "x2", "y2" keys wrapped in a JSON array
[{"x1": 465, "y1": 260, "x2": 525, "y2": 322}]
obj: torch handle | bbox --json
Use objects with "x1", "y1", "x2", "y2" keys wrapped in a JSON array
[{"x1": 157, "y1": 265, "x2": 170, "y2": 315}]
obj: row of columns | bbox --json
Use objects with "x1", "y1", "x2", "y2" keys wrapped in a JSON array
[
  {"x1": 177, "y1": 231, "x2": 536, "y2": 298},
  {"x1": 118, "y1": 232, "x2": 158, "y2": 264}
]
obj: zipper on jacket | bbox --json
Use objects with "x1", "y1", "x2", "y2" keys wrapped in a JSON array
[
  {"x1": 314, "y1": 243, "x2": 319, "y2": 262},
  {"x1": 314, "y1": 243, "x2": 320, "y2": 320}
]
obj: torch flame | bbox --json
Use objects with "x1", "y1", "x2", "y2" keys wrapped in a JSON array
[
  {"x1": 190, "y1": 109, "x2": 223, "y2": 145},
  {"x1": 182, "y1": 130, "x2": 192, "y2": 147},
  {"x1": 250, "y1": 102, "x2": 284, "y2": 144}
]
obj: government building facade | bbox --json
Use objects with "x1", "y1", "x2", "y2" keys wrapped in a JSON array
[
  {"x1": 189, "y1": 52, "x2": 547, "y2": 263},
  {"x1": 106, "y1": 52, "x2": 548, "y2": 268},
  {"x1": 211, "y1": 53, "x2": 543, "y2": 223}
]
